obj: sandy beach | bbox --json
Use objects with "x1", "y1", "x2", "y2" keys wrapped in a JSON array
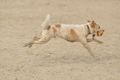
[{"x1": 0, "y1": 0, "x2": 120, "y2": 80}]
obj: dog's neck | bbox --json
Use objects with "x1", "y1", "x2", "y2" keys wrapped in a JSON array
[
  {"x1": 86, "y1": 25, "x2": 91, "y2": 34},
  {"x1": 87, "y1": 23, "x2": 93, "y2": 34}
]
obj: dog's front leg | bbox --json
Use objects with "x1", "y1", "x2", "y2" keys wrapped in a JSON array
[
  {"x1": 24, "y1": 36, "x2": 51, "y2": 48},
  {"x1": 92, "y1": 34, "x2": 103, "y2": 44},
  {"x1": 86, "y1": 38, "x2": 103, "y2": 44},
  {"x1": 93, "y1": 38, "x2": 103, "y2": 44},
  {"x1": 87, "y1": 39, "x2": 93, "y2": 43},
  {"x1": 81, "y1": 39, "x2": 100, "y2": 60}
]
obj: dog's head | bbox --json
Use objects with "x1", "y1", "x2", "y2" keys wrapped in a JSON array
[{"x1": 87, "y1": 20, "x2": 104, "y2": 36}]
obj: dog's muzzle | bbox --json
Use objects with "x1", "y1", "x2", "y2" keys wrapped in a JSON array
[{"x1": 97, "y1": 29, "x2": 104, "y2": 36}]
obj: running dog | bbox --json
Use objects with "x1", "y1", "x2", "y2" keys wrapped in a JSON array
[{"x1": 24, "y1": 14, "x2": 104, "y2": 60}]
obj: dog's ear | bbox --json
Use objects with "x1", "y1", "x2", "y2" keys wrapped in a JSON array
[
  {"x1": 92, "y1": 21, "x2": 96, "y2": 25},
  {"x1": 87, "y1": 20, "x2": 92, "y2": 23},
  {"x1": 88, "y1": 21, "x2": 95, "y2": 28}
]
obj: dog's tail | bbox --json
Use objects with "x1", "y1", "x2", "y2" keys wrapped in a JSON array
[{"x1": 41, "y1": 14, "x2": 50, "y2": 30}]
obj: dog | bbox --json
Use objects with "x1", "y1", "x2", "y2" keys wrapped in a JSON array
[{"x1": 24, "y1": 14, "x2": 104, "y2": 60}]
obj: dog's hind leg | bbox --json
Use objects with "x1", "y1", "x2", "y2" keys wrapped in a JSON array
[
  {"x1": 24, "y1": 35, "x2": 52, "y2": 48},
  {"x1": 24, "y1": 37, "x2": 41, "y2": 48},
  {"x1": 33, "y1": 36, "x2": 51, "y2": 44}
]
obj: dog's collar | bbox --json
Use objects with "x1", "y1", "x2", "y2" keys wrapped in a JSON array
[{"x1": 87, "y1": 25, "x2": 91, "y2": 34}]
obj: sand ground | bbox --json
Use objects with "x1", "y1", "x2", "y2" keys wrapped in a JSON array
[{"x1": 0, "y1": 0, "x2": 120, "y2": 80}]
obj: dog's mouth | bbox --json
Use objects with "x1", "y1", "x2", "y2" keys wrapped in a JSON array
[{"x1": 97, "y1": 31, "x2": 103, "y2": 36}]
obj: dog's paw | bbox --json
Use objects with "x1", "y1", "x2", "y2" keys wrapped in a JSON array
[
  {"x1": 96, "y1": 58, "x2": 100, "y2": 60},
  {"x1": 28, "y1": 44, "x2": 33, "y2": 48},
  {"x1": 23, "y1": 43, "x2": 29, "y2": 47},
  {"x1": 23, "y1": 42, "x2": 33, "y2": 48},
  {"x1": 98, "y1": 41, "x2": 103, "y2": 44},
  {"x1": 94, "y1": 57, "x2": 100, "y2": 60}
]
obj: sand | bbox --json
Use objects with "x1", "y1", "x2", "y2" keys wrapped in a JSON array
[{"x1": 0, "y1": 0, "x2": 120, "y2": 80}]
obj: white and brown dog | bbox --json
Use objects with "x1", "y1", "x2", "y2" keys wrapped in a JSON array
[{"x1": 24, "y1": 14, "x2": 104, "y2": 60}]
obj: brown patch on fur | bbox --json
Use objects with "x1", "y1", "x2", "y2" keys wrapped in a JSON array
[
  {"x1": 52, "y1": 27, "x2": 57, "y2": 33},
  {"x1": 70, "y1": 29, "x2": 79, "y2": 40},
  {"x1": 47, "y1": 25, "x2": 51, "y2": 30},
  {"x1": 55, "y1": 24, "x2": 61, "y2": 28},
  {"x1": 89, "y1": 23, "x2": 95, "y2": 28}
]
